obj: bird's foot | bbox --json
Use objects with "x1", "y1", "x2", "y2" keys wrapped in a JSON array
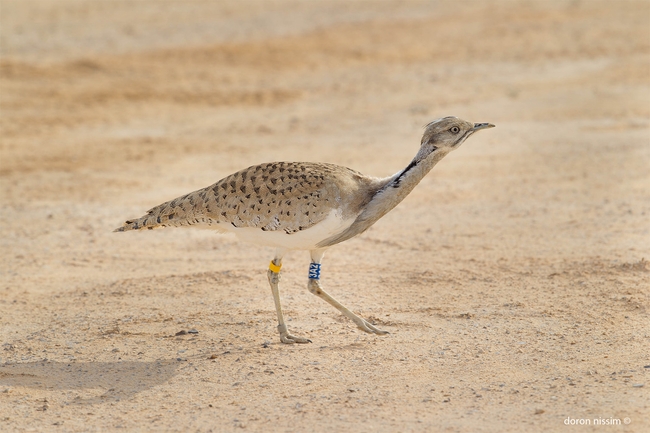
[
  {"x1": 278, "y1": 324, "x2": 311, "y2": 344},
  {"x1": 354, "y1": 318, "x2": 389, "y2": 335},
  {"x1": 279, "y1": 334, "x2": 312, "y2": 344}
]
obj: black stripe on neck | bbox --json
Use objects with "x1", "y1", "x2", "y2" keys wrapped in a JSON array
[{"x1": 392, "y1": 159, "x2": 419, "y2": 188}]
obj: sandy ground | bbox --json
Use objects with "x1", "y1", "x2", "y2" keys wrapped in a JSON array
[{"x1": 1, "y1": 1, "x2": 649, "y2": 432}]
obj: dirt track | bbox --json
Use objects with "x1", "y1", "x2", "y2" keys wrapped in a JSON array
[{"x1": 1, "y1": 1, "x2": 649, "y2": 432}]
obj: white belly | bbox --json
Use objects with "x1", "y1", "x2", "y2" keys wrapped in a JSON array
[{"x1": 224, "y1": 209, "x2": 354, "y2": 250}]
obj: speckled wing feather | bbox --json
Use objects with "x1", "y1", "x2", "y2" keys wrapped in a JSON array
[{"x1": 114, "y1": 162, "x2": 365, "y2": 234}]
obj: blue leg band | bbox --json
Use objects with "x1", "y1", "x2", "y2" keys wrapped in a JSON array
[{"x1": 308, "y1": 262, "x2": 321, "y2": 280}]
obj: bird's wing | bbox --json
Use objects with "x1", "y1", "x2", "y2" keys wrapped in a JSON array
[{"x1": 203, "y1": 162, "x2": 347, "y2": 233}]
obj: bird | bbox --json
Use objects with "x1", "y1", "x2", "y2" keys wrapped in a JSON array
[{"x1": 114, "y1": 116, "x2": 494, "y2": 344}]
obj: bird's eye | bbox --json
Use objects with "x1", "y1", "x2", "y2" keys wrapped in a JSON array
[{"x1": 450, "y1": 126, "x2": 460, "y2": 134}]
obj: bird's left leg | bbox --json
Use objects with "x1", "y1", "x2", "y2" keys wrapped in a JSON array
[
  {"x1": 307, "y1": 249, "x2": 388, "y2": 336},
  {"x1": 267, "y1": 249, "x2": 311, "y2": 344}
]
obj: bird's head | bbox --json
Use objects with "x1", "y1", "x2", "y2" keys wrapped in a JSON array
[{"x1": 419, "y1": 116, "x2": 494, "y2": 156}]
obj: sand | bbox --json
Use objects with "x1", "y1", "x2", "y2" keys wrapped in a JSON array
[{"x1": 1, "y1": 0, "x2": 648, "y2": 431}]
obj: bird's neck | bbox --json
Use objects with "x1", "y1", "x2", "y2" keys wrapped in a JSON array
[
  {"x1": 315, "y1": 149, "x2": 448, "y2": 248},
  {"x1": 370, "y1": 150, "x2": 448, "y2": 218}
]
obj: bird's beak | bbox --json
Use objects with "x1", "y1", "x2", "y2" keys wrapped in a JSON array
[{"x1": 473, "y1": 123, "x2": 495, "y2": 131}]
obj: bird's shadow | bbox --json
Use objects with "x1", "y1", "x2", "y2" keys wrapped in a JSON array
[{"x1": 0, "y1": 359, "x2": 181, "y2": 404}]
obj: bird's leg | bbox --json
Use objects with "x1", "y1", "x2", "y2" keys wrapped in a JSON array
[
  {"x1": 267, "y1": 252, "x2": 311, "y2": 344},
  {"x1": 307, "y1": 249, "x2": 388, "y2": 336}
]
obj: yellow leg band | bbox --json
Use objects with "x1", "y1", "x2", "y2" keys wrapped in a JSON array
[{"x1": 269, "y1": 261, "x2": 282, "y2": 273}]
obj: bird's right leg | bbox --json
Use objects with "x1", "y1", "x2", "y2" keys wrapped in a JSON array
[
  {"x1": 307, "y1": 249, "x2": 388, "y2": 336},
  {"x1": 267, "y1": 250, "x2": 311, "y2": 344}
]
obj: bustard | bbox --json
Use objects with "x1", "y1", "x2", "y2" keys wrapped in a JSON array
[{"x1": 115, "y1": 117, "x2": 494, "y2": 343}]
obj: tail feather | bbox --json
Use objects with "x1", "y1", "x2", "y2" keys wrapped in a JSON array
[
  {"x1": 113, "y1": 197, "x2": 186, "y2": 232},
  {"x1": 113, "y1": 212, "x2": 164, "y2": 232},
  {"x1": 113, "y1": 188, "x2": 222, "y2": 233}
]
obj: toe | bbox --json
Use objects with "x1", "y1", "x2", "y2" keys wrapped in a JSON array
[
  {"x1": 357, "y1": 319, "x2": 389, "y2": 335},
  {"x1": 280, "y1": 334, "x2": 312, "y2": 344},
  {"x1": 280, "y1": 336, "x2": 296, "y2": 344}
]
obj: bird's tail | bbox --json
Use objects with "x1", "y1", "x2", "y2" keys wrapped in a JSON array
[
  {"x1": 113, "y1": 196, "x2": 185, "y2": 232},
  {"x1": 113, "y1": 189, "x2": 221, "y2": 233},
  {"x1": 113, "y1": 212, "x2": 163, "y2": 232}
]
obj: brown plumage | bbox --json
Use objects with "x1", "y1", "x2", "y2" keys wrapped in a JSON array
[
  {"x1": 115, "y1": 162, "x2": 378, "y2": 236},
  {"x1": 115, "y1": 117, "x2": 494, "y2": 343}
]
